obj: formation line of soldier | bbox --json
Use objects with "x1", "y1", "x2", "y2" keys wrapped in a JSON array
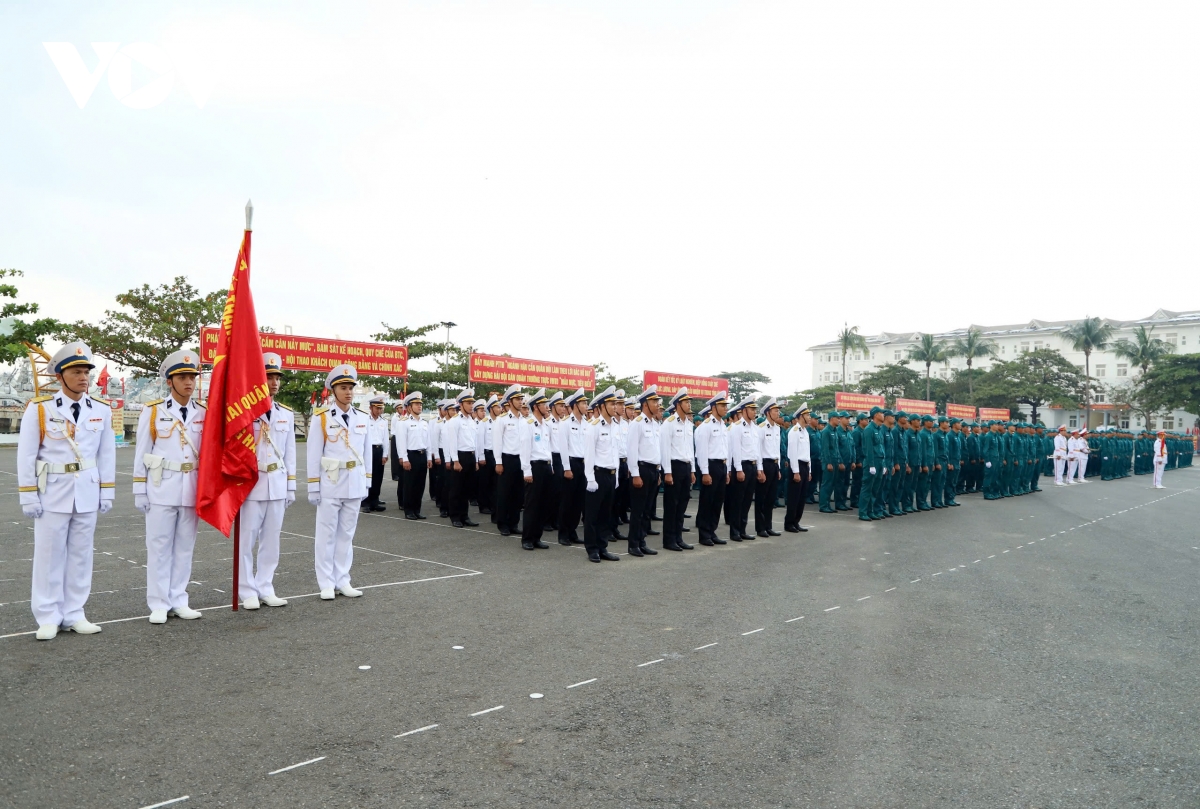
[{"x1": 18, "y1": 352, "x2": 1195, "y2": 639}]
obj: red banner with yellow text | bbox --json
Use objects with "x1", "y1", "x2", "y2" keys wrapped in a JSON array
[
  {"x1": 468, "y1": 353, "x2": 595, "y2": 390},
  {"x1": 643, "y1": 371, "x2": 728, "y2": 400},
  {"x1": 201, "y1": 328, "x2": 408, "y2": 377},
  {"x1": 945, "y1": 403, "x2": 976, "y2": 420},
  {"x1": 896, "y1": 397, "x2": 937, "y2": 415},
  {"x1": 835, "y1": 392, "x2": 885, "y2": 411},
  {"x1": 196, "y1": 231, "x2": 270, "y2": 537},
  {"x1": 978, "y1": 407, "x2": 1011, "y2": 420}
]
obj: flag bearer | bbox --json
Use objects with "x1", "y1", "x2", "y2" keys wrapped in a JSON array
[
  {"x1": 238, "y1": 353, "x2": 296, "y2": 610},
  {"x1": 19, "y1": 342, "x2": 115, "y2": 640}
]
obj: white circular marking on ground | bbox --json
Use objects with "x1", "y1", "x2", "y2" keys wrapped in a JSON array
[
  {"x1": 530, "y1": 693, "x2": 544, "y2": 699},
  {"x1": 452, "y1": 645, "x2": 464, "y2": 650},
  {"x1": 358, "y1": 665, "x2": 371, "y2": 670}
]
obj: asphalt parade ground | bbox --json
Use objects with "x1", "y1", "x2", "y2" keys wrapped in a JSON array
[{"x1": 3, "y1": 448, "x2": 1199, "y2": 809}]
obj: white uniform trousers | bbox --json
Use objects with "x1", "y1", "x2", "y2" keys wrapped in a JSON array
[
  {"x1": 145, "y1": 505, "x2": 198, "y2": 611},
  {"x1": 1073, "y1": 455, "x2": 1087, "y2": 482},
  {"x1": 1153, "y1": 458, "x2": 1167, "y2": 488},
  {"x1": 1066, "y1": 455, "x2": 1079, "y2": 482},
  {"x1": 1054, "y1": 458, "x2": 1066, "y2": 484},
  {"x1": 239, "y1": 499, "x2": 285, "y2": 600},
  {"x1": 31, "y1": 509, "x2": 98, "y2": 627},
  {"x1": 314, "y1": 497, "x2": 359, "y2": 591}
]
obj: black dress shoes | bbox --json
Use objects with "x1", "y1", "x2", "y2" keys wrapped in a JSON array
[
  {"x1": 767, "y1": 529, "x2": 781, "y2": 536},
  {"x1": 439, "y1": 510, "x2": 449, "y2": 518},
  {"x1": 452, "y1": 521, "x2": 464, "y2": 528},
  {"x1": 558, "y1": 537, "x2": 573, "y2": 546},
  {"x1": 499, "y1": 527, "x2": 511, "y2": 537},
  {"x1": 416, "y1": 513, "x2": 427, "y2": 520},
  {"x1": 647, "y1": 528, "x2": 660, "y2": 536},
  {"x1": 711, "y1": 537, "x2": 727, "y2": 545},
  {"x1": 371, "y1": 504, "x2": 387, "y2": 512},
  {"x1": 677, "y1": 540, "x2": 694, "y2": 550},
  {"x1": 599, "y1": 551, "x2": 620, "y2": 561},
  {"x1": 462, "y1": 519, "x2": 479, "y2": 527},
  {"x1": 784, "y1": 525, "x2": 799, "y2": 533},
  {"x1": 699, "y1": 538, "x2": 715, "y2": 546},
  {"x1": 730, "y1": 534, "x2": 743, "y2": 542},
  {"x1": 522, "y1": 541, "x2": 535, "y2": 550},
  {"x1": 612, "y1": 529, "x2": 626, "y2": 540},
  {"x1": 756, "y1": 531, "x2": 770, "y2": 538},
  {"x1": 533, "y1": 540, "x2": 549, "y2": 549},
  {"x1": 640, "y1": 546, "x2": 657, "y2": 555},
  {"x1": 404, "y1": 513, "x2": 419, "y2": 521},
  {"x1": 681, "y1": 526, "x2": 691, "y2": 532},
  {"x1": 663, "y1": 543, "x2": 683, "y2": 551},
  {"x1": 588, "y1": 552, "x2": 602, "y2": 562},
  {"x1": 628, "y1": 545, "x2": 644, "y2": 557}
]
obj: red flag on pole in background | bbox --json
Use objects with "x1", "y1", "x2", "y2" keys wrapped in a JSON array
[
  {"x1": 96, "y1": 365, "x2": 110, "y2": 394},
  {"x1": 196, "y1": 201, "x2": 269, "y2": 539}
]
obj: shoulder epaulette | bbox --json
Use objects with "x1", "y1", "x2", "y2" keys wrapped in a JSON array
[
  {"x1": 313, "y1": 406, "x2": 329, "y2": 415},
  {"x1": 665, "y1": 414, "x2": 676, "y2": 422},
  {"x1": 589, "y1": 418, "x2": 599, "y2": 425},
  {"x1": 92, "y1": 396, "x2": 112, "y2": 406},
  {"x1": 275, "y1": 402, "x2": 294, "y2": 412},
  {"x1": 31, "y1": 395, "x2": 54, "y2": 404},
  {"x1": 354, "y1": 407, "x2": 368, "y2": 415},
  {"x1": 526, "y1": 417, "x2": 534, "y2": 423},
  {"x1": 194, "y1": 401, "x2": 207, "y2": 409},
  {"x1": 145, "y1": 398, "x2": 164, "y2": 406}
]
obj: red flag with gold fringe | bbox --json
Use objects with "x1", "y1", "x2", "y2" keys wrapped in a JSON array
[{"x1": 196, "y1": 217, "x2": 269, "y2": 537}]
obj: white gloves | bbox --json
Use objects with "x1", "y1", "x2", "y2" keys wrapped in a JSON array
[
  {"x1": 869, "y1": 467, "x2": 876, "y2": 475},
  {"x1": 285, "y1": 493, "x2": 296, "y2": 508},
  {"x1": 98, "y1": 501, "x2": 113, "y2": 514},
  {"x1": 22, "y1": 503, "x2": 43, "y2": 519},
  {"x1": 985, "y1": 462, "x2": 992, "y2": 468},
  {"x1": 586, "y1": 481, "x2": 598, "y2": 493},
  {"x1": 308, "y1": 493, "x2": 321, "y2": 506},
  {"x1": 134, "y1": 494, "x2": 151, "y2": 514}
]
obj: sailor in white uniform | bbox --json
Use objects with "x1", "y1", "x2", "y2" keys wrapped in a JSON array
[
  {"x1": 307, "y1": 364, "x2": 370, "y2": 600},
  {"x1": 238, "y1": 352, "x2": 296, "y2": 610},
  {"x1": 18, "y1": 341, "x2": 115, "y2": 640},
  {"x1": 133, "y1": 350, "x2": 206, "y2": 624},
  {"x1": 1052, "y1": 426, "x2": 1069, "y2": 485},
  {"x1": 1152, "y1": 429, "x2": 1169, "y2": 489}
]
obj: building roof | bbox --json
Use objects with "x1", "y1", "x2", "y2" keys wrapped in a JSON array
[{"x1": 807, "y1": 309, "x2": 1200, "y2": 351}]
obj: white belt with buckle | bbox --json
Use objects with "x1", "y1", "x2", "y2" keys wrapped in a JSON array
[
  {"x1": 320, "y1": 456, "x2": 357, "y2": 484},
  {"x1": 143, "y1": 453, "x2": 195, "y2": 486},
  {"x1": 34, "y1": 458, "x2": 97, "y2": 493},
  {"x1": 258, "y1": 461, "x2": 280, "y2": 473}
]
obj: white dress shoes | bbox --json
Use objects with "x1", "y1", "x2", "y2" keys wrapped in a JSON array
[
  {"x1": 261, "y1": 595, "x2": 288, "y2": 607},
  {"x1": 67, "y1": 620, "x2": 102, "y2": 635},
  {"x1": 35, "y1": 624, "x2": 59, "y2": 640},
  {"x1": 169, "y1": 606, "x2": 203, "y2": 620},
  {"x1": 242, "y1": 596, "x2": 261, "y2": 610},
  {"x1": 337, "y1": 586, "x2": 363, "y2": 598},
  {"x1": 149, "y1": 609, "x2": 168, "y2": 624},
  {"x1": 320, "y1": 588, "x2": 336, "y2": 600}
]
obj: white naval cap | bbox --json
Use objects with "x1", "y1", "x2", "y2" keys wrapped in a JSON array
[
  {"x1": 527, "y1": 388, "x2": 549, "y2": 406},
  {"x1": 624, "y1": 396, "x2": 638, "y2": 408},
  {"x1": 792, "y1": 401, "x2": 810, "y2": 420},
  {"x1": 760, "y1": 397, "x2": 778, "y2": 414},
  {"x1": 455, "y1": 388, "x2": 476, "y2": 405},
  {"x1": 547, "y1": 391, "x2": 564, "y2": 406},
  {"x1": 736, "y1": 395, "x2": 759, "y2": 412},
  {"x1": 500, "y1": 384, "x2": 524, "y2": 405},
  {"x1": 473, "y1": 399, "x2": 486, "y2": 410},
  {"x1": 402, "y1": 391, "x2": 423, "y2": 406},
  {"x1": 705, "y1": 391, "x2": 728, "y2": 408},
  {"x1": 263, "y1": 352, "x2": 284, "y2": 374},
  {"x1": 161, "y1": 349, "x2": 201, "y2": 380},
  {"x1": 51, "y1": 341, "x2": 96, "y2": 374},
  {"x1": 486, "y1": 393, "x2": 500, "y2": 409},
  {"x1": 564, "y1": 388, "x2": 587, "y2": 408},
  {"x1": 326, "y1": 364, "x2": 357, "y2": 388},
  {"x1": 368, "y1": 394, "x2": 386, "y2": 405},
  {"x1": 698, "y1": 404, "x2": 711, "y2": 419},
  {"x1": 590, "y1": 385, "x2": 617, "y2": 409},
  {"x1": 666, "y1": 387, "x2": 689, "y2": 410},
  {"x1": 635, "y1": 386, "x2": 660, "y2": 407}
]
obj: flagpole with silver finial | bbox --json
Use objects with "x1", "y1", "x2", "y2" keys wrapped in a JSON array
[{"x1": 246, "y1": 199, "x2": 253, "y2": 232}]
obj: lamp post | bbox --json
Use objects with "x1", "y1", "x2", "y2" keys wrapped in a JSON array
[{"x1": 440, "y1": 321, "x2": 456, "y2": 398}]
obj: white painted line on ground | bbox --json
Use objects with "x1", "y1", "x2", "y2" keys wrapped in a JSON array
[
  {"x1": 911, "y1": 578, "x2": 920, "y2": 583},
  {"x1": 784, "y1": 616, "x2": 804, "y2": 622},
  {"x1": 695, "y1": 642, "x2": 720, "y2": 650},
  {"x1": 973, "y1": 560, "x2": 981, "y2": 564},
  {"x1": 885, "y1": 587, "x2": 897, "y2": 592},
  {"x1": 395, "y1": 724, "x2": 438, "y2": 738},
  {"x1": 470, "y1": 705, "x2": 504, "y2": 716},
  {"x1": 856, "y1": 596, "x2": 870, "y2": 601},
  {"x1": 138, "y1": 798, "x2": 189, "y2": 809},
  {"x1": 567, "y1": 678, "x2": 597, "y2": 688},
  {"x1": 637, "y1": 659, "x2": 664, "y2": 667},
  {"x1": 741, "y1": 628, "x2": 765, "y2": 635},
  {"x1": 269, "y1": 757, "x2": 325, "y2": 775},
  {"x1": 932, "y1": 572, "x2": 942, "y2": 576},
  {"x1": 824, "y1": 606, "x2": 841, "y2": 612},
  {"x1": 1002, "y1": 550, "x2": 1010, "y2": 553},
  {"x1": 987, "y1": 555, "x2": 995, "y2": 559}
]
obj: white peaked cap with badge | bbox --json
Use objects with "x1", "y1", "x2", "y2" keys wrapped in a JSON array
[
  {"x1": 527, "y1": 388, "x2": 548, "y2": 406},
  {"x1": 547, "y1": 391, "x2": 564, "y2": 406},
  {"x1": 792, "y1": 402, "x2": 810, "y2": 421},
  {"x1": 263, "y1": 352, "x2": 284, "y2": 374},
  {"x1": 326, "y1": 364, "x2": 357, "y2": 388},
  {"x1": 368, "y1": 394, "x2": 386, "y2": 405},
  {"x1": 761, "y1": 397, "x2": 778, "y2": 413},
  {"x1": 500, "y1": 384, "x2": 524, "y2": 405},
  {"x1": 666, "y1": 387, "x2": 688, "y2": 410},
  {"x1": 402, "y1": 391, "x2": 423, "y2": 406},
  {"x1": 485, "y1": 393, "x2": 500, "y2": 408},
  {"x1": 455, "y1": 388, "x2": 476, "y2": 405},
  {"x1": 161, "y1": 349, "x2": 201, "y2": 380},
  {"x1": 564, "y1": 388, "x2": 586, "y2": 408},
  {"x1": 590, "y1": 385, "x2": 617, "y2": 409},
  {"x1": 51, "y1": 341, "x2": 96, "y2": 374}
]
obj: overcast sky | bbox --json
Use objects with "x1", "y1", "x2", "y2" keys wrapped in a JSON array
[{"x1": 3, "y1": 1, "x2": 1197, "y2": 394}]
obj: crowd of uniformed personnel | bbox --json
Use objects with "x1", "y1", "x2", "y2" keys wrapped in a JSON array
[{"x1": 17, "y1": 347, "x2": 1197, "y2": 640}]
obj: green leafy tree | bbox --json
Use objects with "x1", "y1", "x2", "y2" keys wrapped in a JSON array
[
  {"x1": 946, "y1": 328, "x2": 997, "y2": 395},
  {"x1": 0, "y1": 269, "x2": 64, "y2": 365},
  {"x1": 370, "y1": 323, "x2": 501, "y2": 402},
  {"x1": 789, "y1": 383, "x2": 840, "y2": 414},
  {"x1": 1138, "y1": 353, "x2": 1200, "y2": 418},
  {"x1": 1060, "y1": 316, "x2": 1114, "y2": 425},
  {"x1": 856, "y1": 362, "x2": 922, "y2": 406},
  {"x1": 907, "y1": 334, "x2": 949, "y2": 401},
  {"x1": 715, "y1": 370, "x2": 772, "y2": 402},
  {"x1": 1112, "y1": 324, "x2": 1174, "y2": 376},
  {"x1": 593, "y1": 363, "x2": 639, "y2": 397},
  {"x1": 836, "y1": 325, "x2": 869, "y2": 392},
  {"x1": 61, "y1": 276, "x2": 224, "y2": 377},
  {"x1": 972, "y1": 348, "x2": 1091, "y2": 423}
]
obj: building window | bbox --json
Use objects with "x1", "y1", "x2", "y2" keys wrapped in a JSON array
[
  {"x1": 1120, "y1": 417, "x2": 1130, "y2": 428},
  {"x1": 1034, "y1": 341, "x2": 1043, "y2": 350},
  {"x1": 1163, "y1": 417, "x2": 1175, "y2": 430},
  {"x1": 1117, "y1": 364, "x2": 1128, "y2": 377},
  {"x1": 1094, "y1": 392, "x2": 1106, "y2": 404},
  {"x1": 1020, "y1": 342, "x2": 1030, "y2": 353},
  {"x1": 1165, "y1": 333, "x2": 1178, "y2": 346},
  {"x1": 894, "y1": 350, "x2": 901, "y2": 361},
  {"x1": 1001, "y1": 345, "x2": 1006, "y2": 354},
  {"x1": 1095, "y1": 364, "x2": 1106, "y2": 377},
  {"x1": 1069, "y1": 415, "x2": 1078, "y2": 428}
]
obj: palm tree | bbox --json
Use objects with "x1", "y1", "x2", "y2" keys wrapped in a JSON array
[
  {"x1": 836, "y1": 324, "x2": 869, "y2": 391},
  {"x1": 1060, "y1": 316, "x2": 1114, "y2": 426},
  {"x1": 1112, "y1": 324, "x2": 1174, "y2": 376},
  {"x1": 907, "y1": 333, "x2": 948, "y2": 401},
  {"x1": 946, "y1": 328, "x2": 997, "y2": 396}
]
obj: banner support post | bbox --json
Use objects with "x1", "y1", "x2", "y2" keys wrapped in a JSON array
[{"x1": 232, "y1": 509, "x2": 240, "y2": 611}]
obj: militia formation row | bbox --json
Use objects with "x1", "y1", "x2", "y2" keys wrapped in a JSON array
[{"x1": 17, "y1": 345, "x2": 1196, "y2": 641}]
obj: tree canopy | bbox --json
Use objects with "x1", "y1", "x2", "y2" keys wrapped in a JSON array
[
  {"x1": 0, "y1": 269, "x2": 64, "y2": 365},
  {"x1": 1138, "y1": 353, "x2": 1200, "y2": 419},
  {"x1": 971, "y1": 348, "x2": 1090, "y2": 423},
  {"x1": 715, "y1": 370, "x2": 772, "y2": 402},
  {"x1": 61, "y1": 276, "x2": 224, "y2": 377}
]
